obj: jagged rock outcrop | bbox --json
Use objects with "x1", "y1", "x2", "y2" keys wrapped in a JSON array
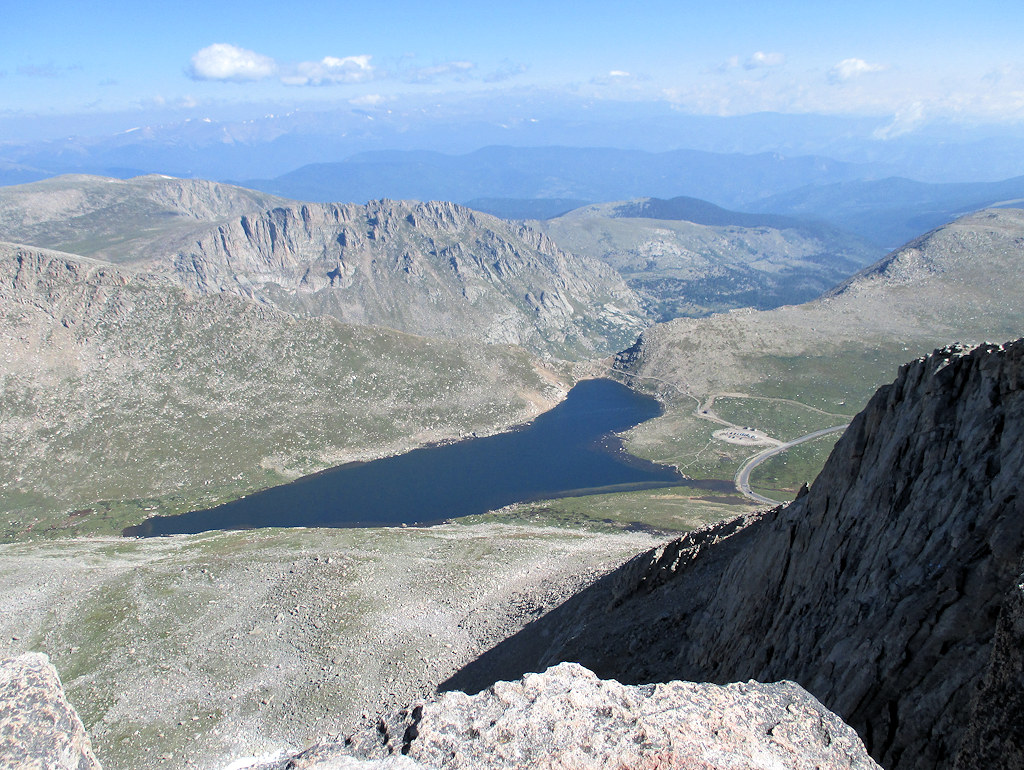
[
  {"x1": 0, "y1": 654, "x2": 878, "y2": 770},
  {"x1": 250, "y1": 663, "x2": 878, "y2": 770},
  {"x1": 163, "y1": 198, "x2": 646, "y2": 358},
  {"x1": 0, "y1": 175, "x2": 648, "y2": 359},
  {"x1": 446, "y1": 340, "x2": 1024, "y2": 770},
  {"x1": 0, "y1": 653, "x2": 101, "y2": 770}
]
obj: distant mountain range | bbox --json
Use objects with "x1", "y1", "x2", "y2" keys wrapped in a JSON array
[
  {"x1": 5, "y1": 102, "x2": 1024, "y2": 183},
  {"x1": 240, "y1": 146, "x2": 873, "y2": 211},
  {"x1": 7, "y1": 115, "x2": 1024, "y2": 251},
  {"x1": 750, "y1": 174, "x2": 1024, "y2": 249},
  {"x1": 239, "y1": 147, "x2": 1024, "y2": 249},
  {"x1": 0, "y1": 174, "x2": 645, "y2": 360}
]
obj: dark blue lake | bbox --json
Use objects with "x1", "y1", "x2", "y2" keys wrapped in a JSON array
[{"x1": 123, "y1": 378, "x2": 690, "y2": 537}]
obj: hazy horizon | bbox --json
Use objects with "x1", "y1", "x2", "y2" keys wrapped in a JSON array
[{"x1": 4, "y1": 0, "x2": 1024, "y2": 150}]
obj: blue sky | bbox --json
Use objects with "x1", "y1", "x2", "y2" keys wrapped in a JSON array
[{"x1": 3, "y1": 0, "x2": 1024, "y2": 137}]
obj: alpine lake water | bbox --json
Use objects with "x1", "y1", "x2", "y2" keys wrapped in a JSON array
[{"x1": 124, "y1": 378, "x2": 712, "y2": 537}]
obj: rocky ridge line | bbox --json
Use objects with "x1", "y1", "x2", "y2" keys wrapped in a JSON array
[
  {"x1": 162, "y1": 198, "x2": 646, "y2": 358},
  {"x1": 0, "y1": 175, "x2": 649, "y2": 359}
]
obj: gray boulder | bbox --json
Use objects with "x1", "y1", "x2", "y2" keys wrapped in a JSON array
[{"x1": 270, "y1": 662, "x2": 877, "y2": 770}]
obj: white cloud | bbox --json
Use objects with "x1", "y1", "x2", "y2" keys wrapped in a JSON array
[
  {"x1": 718, "y1": 55, "x2": 741, "y2": 72},
  {"x1": 661, "y1": 53, "x2": 1024, "y2": 127},
  {"x1": 589, "y1": 69, "x2": 650, "y2": 87},
  {"x1": 189, "y1": 45, "x2": 374, "y2": 86},
  {"x1": 189, "y1": 44, "x2": 277, "y2": 82},
  {"x1": 187, "y1": 45, "x2": 507, "y2": 88},
  {"x1": 282, "y1": 55, "x2": 374, "y2": 86},
  {"x1": 829, "y1": 58, "x2": 885, "y2": 84},
  {"x1": 744, "y1": 51, "x2": 785, "y2": 70},
  {"x1": 405, "y1": 61, "x2": 475, "y2": 84}
]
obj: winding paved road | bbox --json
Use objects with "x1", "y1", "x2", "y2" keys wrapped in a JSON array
[{"x1": 734, "y1": 424, "x2": 850, "y2": 505}]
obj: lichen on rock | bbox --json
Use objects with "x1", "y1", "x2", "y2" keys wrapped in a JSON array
[{"x1": 0, "y1": 652, "x2": 101, "y2": 770}]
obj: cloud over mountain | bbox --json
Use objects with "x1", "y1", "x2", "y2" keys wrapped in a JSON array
[
  {"x1": 829, "y1": 58, "x2": 885, "y2": 83},
  {"x1": 189, "y1": 44, "x2": 277, "y2": 82},
  {"x1": 404, "y1": 60, "x2": 475, "y2": 84},
  {"x1": 282, "y1": 55, "x2": 374, "y2": 86},
  {"x1": 188, "y1": 44, "x2": 374, "y2": 86}
]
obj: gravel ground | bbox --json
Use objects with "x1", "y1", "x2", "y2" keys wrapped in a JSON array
[{"x1": 0, "y1": 522, "x2": 660, "y2": 770}]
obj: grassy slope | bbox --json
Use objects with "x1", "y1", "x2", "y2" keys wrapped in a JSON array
[
  {"x1": 0, "y1": 523, "x2": 659, "y2": 770},
  {"x1": 616, "y1": 209, "x2": 1024, "y2": 502},
  {"x1": 0, "y1": 244, "x2": 571, "y2": 539}
]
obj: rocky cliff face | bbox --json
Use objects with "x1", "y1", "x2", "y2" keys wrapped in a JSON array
[
  {"x1": 0, "y1": 175, "x2": 647, "y2": 359},
  {"x1": 953, "y1": 569, "x2": 1024, "y2": 769},
  {"x1": 162, "y1": 198, "x2": 646, "y2": 358},
  {"x1": 0, "y1": 174, "x2": 286, "y2": 264},
  {"x1": 447, "y1": 340, "x2": 1024, "y2": 770}
]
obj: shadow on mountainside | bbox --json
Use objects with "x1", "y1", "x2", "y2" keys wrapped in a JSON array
[{"x1": 441, "y1": 340, "x2": 1024, "y2": 770}]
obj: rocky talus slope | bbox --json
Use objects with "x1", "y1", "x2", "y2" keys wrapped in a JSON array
[
  {"x1": 0, "y1": 653, "x2": 100, "y2": 770},
  {"x1": 446, "y1": 340, "x2": 1024, "y2": 770}
]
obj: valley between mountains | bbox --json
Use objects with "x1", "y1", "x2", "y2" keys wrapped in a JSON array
[{"x1": 1, "y1": 173, "x2": 1023, "y2": 769}]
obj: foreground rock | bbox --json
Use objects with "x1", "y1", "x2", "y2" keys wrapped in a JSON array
[
  {"x1": 257, "y1": 663, "x2": 878, "y2": 770},
  {"x1": 447, "y1": 340, "x2": 1024, "y2": 770},
  {"x1": 0, "y1": 653, "x2": 100, "y2": 770}
]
